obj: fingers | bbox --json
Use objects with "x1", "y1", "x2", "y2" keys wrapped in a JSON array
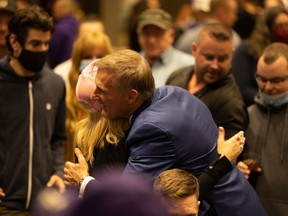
[
  {"x1": 237, "y1": 161, "x2": 250, "y2": 179},
  {"x1": 47, "y1": 175, "x2": 66, "y2": 194},
  {"x1": 234, "y1": 131, "x2": 245, "y2": 150},
  {"x1": 0, "y1": 188, "x2": 5, "y2": 197},
  {"x1": 56, "y1": 180, "x2": 66, "y2": 194},
  {"x1": 74, "y1": 148, "x2": 86, "y2": 164},
  {"x1": 218, "y1": 127, "x2": 225, "y2": 143}
]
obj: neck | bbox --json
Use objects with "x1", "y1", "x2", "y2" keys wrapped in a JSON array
[
  {"x1": 188, "y1": 73, "x2": 206, "y2": 94},
  {"x1": 145, "y1": 55, "x2": 158, "y2": 66}
]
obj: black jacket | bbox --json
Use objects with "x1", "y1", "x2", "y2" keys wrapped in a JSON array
[
  {"x1": 0, "y1": 56, "x2": 66, "y2": 210},
  {"x1": 166, "y1": 65, "x2": 249, "y2": 139}
]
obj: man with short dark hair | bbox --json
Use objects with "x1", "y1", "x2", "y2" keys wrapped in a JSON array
[
  {"x1": 167, "y1": 23, "x2": 248, "y2": 140},
  {"x1": 237, "y1": 42, "x2": 288, "y2": 215},
  {"x1": 0, "y1": 6, "x2": 66, "y2": 215},
  {"x1": 176, "y1": 0, "x2": 241, "y2": 54}
]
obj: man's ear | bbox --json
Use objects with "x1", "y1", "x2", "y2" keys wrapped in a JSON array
[
  {"x1": 127, "y1": 89, "x2": 139, "y2": 104},
  {"x1": 9, "y1": 34, "x2": 20, "y2": 51},
  {"x1": 9, "y1": 34, "x2": 21, "y2": 56}
]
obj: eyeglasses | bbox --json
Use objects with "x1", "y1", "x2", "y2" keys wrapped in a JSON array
[{"x1": 255, "y1": 74, "x2": 288, "y2": 85}]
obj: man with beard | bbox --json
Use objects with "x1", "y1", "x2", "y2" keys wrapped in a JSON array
[
  {"x1": 167, "y1": 23, "x2": 248, "y2": 141},
  {"x1": 0, "y1": 5, "x2": 66, "y2": 215}
]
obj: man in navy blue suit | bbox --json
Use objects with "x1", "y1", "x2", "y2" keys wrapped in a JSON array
[{"x1": 64, "y1": 49, "x2": 267, "y2": 216}]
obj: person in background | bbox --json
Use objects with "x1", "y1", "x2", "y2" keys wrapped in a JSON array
[
  {"x1": 232, "y1": 6, "x2": 288, "y2": 106},
  {"x1": 48, "y1": 0, "x2": 79, "y2": 69},
  {"x1": 64, "y1": 31, "x2": 113, "y2": 162},
  {"x1": 53, "y1": 16, "x2": 106, "y2": 84},
  {"x1": 137, "y1": 8, "x2": 195, "y2": 87},
  {"x1": 237, "y1": 42, "x2": 288, "y2": 216},
  {"x1": 233, "y1": 0, "x2": 262, "y2": 40},
  {"x1": 167, "y1": 23, "x2": 248, "y2": 140},
  {"x1": 15, "y1": 0, "x2": 39, "y2": 9},
  {"x1": 78, "y1": 15, "x2": 105, "y2": 36},
  {"x1": 0, "y1": 0, "x2": 16, "y2": 58},
  {"x1": 176, "y1": 0, "x2": 241, "y2": 54},
  {"x1": 63, "y1": 49, "x2": 267, "y2": 215},
  {"x1": 127, "y1": 0, "x2": 162, "y2": 52},
  {"x1": 0, "y1": 5, "x2": 66, "y2": 215},
  {"x1": 154, "y1": 168, "x2": 200, "y2": 216}
]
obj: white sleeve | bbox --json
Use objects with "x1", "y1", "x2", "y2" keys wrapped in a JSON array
[{"x1": 78, "y1": 176, "x2": 95, "y2": 198}]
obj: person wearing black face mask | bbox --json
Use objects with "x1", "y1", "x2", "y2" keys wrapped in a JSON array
[
  {"x1": 13, "y1": 44, "x2": 48, "y2": 72},
  {"x1": 0, "y1": 5, "x2": 66, "y2": 216}
]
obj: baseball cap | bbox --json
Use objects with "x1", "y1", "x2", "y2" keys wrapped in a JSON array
[
  {"x1": 137, "y1": 8, "x2": 172, "y2": 31},
  {"x1": 0, "y1": 0, "x2": 17, "y2": 14}
]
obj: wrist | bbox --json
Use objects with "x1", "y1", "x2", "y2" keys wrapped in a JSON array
[{"x1": 79, "y1": 175, "x2": 89, "y2": 185}]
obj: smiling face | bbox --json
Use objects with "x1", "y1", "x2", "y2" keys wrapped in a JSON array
[
  {"x1": 192, "y1": 33, "x2": 233, "y2": 84},
  {"x1": 92, "y1": 70, "x2": 131, "y2": 119}
]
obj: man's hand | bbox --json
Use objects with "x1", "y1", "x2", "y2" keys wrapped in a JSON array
[
  {"x1": 237, "y1": 160, "x2": 262, "y2": 179},
  {"x1": 236, "y1": 161, "x2": 251, "y2": 179},
  {"x1": 47, "y1": 175, "x2": 66, "y2": 194},
  {"x1": 217, "y1": 127, "x2": 245, "y2": 162},
  {"x1": 0, "y1": 188, "x2": 5, "y2": 202},
  {"x1": 64, "y1": 148, "x2": 89, "y2": 186}
]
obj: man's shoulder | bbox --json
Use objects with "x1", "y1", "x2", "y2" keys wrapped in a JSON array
[
  {"x1": 41, "y1": 66, "x2": 66, "y2": 87},
  {"x1": 166, "y1": 65, "x2": 193, "y2": 86}
]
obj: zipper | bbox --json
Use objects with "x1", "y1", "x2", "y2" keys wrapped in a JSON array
[{"x1": 25, "y1": 81, "x2": 34, "y2": 209}]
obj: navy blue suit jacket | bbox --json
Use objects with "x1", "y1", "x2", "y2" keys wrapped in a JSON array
[{"x1": 86, "y1": 86, "x2": 267, "y2": 216}]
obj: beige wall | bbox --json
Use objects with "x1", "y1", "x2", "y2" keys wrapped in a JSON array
[{"x1": 98, "y1": 0, "x2": 189, "y2": 49}]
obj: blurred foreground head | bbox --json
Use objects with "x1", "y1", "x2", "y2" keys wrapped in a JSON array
[{"x1": 33, "y1": 170, "x2": 170, "y2": 216}]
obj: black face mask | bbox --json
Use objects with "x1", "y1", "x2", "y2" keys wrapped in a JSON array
[{"x1": 17, "y1": 48, "x2": 47, "y2": 72}]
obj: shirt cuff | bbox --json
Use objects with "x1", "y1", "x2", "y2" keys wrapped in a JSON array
[{"x1": 78, "y1": 176, "x2": 95, "y2": 198}]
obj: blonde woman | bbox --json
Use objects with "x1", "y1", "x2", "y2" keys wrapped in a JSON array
[{"x1": 65, "y1": 32, "x2": 113, "y2": 162}]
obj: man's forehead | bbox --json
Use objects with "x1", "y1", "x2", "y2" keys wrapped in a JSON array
[
  {"x1": 95, "y1": 70, "x2": 114, "y2": 85},
  {"x1": 25, "y1": 29, "x2": 51, "y2": 40},
  {"x1": 258, "y1": 56, "x2": 288, "y2": 75}
]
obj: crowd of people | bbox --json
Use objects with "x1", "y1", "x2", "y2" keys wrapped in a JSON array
[{"x1": 0, "y1": 0, "x2": 288, "y2": 216}]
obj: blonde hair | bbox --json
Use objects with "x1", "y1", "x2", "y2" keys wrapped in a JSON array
[
  {"x1": 94, "y1": 49, "x2": 155, "y2": 100},
  {"x1": 74, "y1": 113, "x2": 129, "y2": 166},
  {"x1": 153, "y1": 168, "x2": 199, "y2": 199},
  {"x1": 65, "y1": 32, "x2": 113, "y2": 162}
]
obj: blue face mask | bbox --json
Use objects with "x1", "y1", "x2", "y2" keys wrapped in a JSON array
[
  {"x1": 259, "y1": 90, "x2": 288, "y2": 107},
  {"x1": 79, "y1": 59, "x2": 94, "y2": 72}
]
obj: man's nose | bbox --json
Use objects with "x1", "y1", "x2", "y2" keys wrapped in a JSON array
[
  {"x1": 263, "y1": 81, "x2": 274, "y2": 91},
  {"x1": 210, "y1": 59, "x2": 219, "y2": 69}
]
